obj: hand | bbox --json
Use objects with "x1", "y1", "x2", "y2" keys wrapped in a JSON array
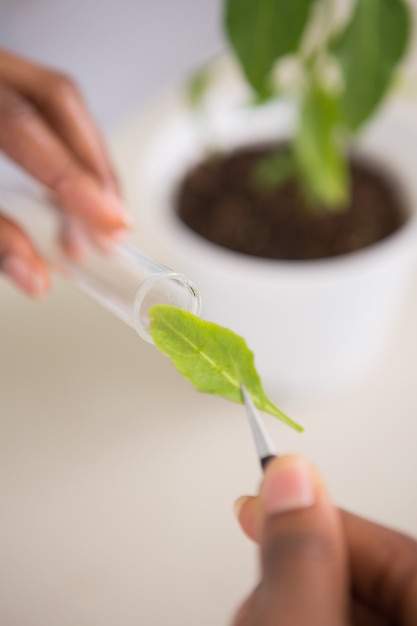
[
  {"x1": 0, "y1": 48, "x2": 130, "y2": 297},
  {"x1": 233, "y1": 455, "x2": 417, "y2": 625}
]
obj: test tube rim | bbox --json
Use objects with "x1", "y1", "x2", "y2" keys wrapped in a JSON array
[{"x1": 132, "y1": 271, "x2": 202, "y2": 343}]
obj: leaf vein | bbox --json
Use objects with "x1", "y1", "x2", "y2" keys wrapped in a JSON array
[{"x1": 159, "y1": 318, "x2": 240, "y2": 388}]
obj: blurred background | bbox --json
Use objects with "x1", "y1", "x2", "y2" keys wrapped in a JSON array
[
  {"x1": 1, "y1": 2, "x2": 417, "y2": 626},
  {"x1": 0, "y1": 0, "x2": 223, "y2": 128}
]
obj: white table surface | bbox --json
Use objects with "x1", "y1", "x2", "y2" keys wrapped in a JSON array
[{"x1": 1, "y1": 2, "x2": 417, "y2": 625}]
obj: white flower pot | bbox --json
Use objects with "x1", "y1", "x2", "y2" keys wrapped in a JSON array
[{"x1": 134, "y1": 69, "x2": 417, "y2": 401}]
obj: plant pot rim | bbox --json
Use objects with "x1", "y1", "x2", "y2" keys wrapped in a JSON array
[
  {"x1": 156, "y1": 202, "x2": 417, "y2": 280},
  {"x1": 136, "y1": 70, "x2": 417, "y2": 280}
]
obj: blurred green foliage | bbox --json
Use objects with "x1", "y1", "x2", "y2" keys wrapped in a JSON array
[{"x1": 222, "y1": 0, "x2": 412, "y2": 209}]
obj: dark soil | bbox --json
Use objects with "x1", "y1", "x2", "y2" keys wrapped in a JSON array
[{"x1": 175, "y1": 145, "x2": 407, "y2": 260}]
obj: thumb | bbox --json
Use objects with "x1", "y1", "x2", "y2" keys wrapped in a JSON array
[{"x1": 248, "y1": 456, "x2": 348, "y2": 625}]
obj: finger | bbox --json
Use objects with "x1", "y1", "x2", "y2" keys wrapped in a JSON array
[
  {"x1": 59, "y1": 215, "x2": 128, "y2": 261},
  {"x1": 342, "y1": 510, "x2": 417, "y2": 625},
  {"x1": 0, "y1": 48, "x2": 119, "y2": 193},
  {"x1": 235, "y1": 497, "x2": 413, "y2": 625},
  {"x1": 0, "y1": 213, "x2": 49, "y2": 297},
  {"x1": 232, "y1": 590, "x2": 258, "y2": 626},
  {"x1": 234, "y1": 496, "x2": 261, "y2": 542},
  {"x1": 0, "y1": 83, "x2": 129, "y2": 235},
  {"x1": 350, "y1": 600, "x2": 389, "y2": 626},
  {"x1": 235, "y1": 503, "x2": 387, "y2": 625},
  {"x1": 256, "y1": 456, "x2": 348, "y2": 625}
]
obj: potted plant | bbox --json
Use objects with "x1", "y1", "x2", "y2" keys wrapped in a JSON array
[{"x1": 133, "y1": 0, "x2": 417, "y2": 401}]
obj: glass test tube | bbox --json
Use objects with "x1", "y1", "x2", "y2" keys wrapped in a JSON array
[
  {"x1": 62, "y1": 242, "x2": 201, "y2": 342},
  {"x1": 0, "y1": 186, "x2": 202, "y2": 342}
]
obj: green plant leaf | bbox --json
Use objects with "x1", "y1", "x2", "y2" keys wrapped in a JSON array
[
  {"x1": 294, "y1": 78, "x2": 349, "y2": 207},
  {"x1": 331, "y1": 0, "x2": 411, "y2": 131},
  {"x1": 224, "y1": 0, "x2": 317, "y2": 99},
  {"x1": 186, "y1": 65, "x2": 213, "y2": 109},
  {"x1": 149, "y1": 305, "x2": 303, "y2": 432},
  {"x1": 252, "y1": 149, "x2": 296, "y2": 190}
]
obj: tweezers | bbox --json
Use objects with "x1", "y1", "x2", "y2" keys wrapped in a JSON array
[{"x1": 241, "y1": 384, "x2": 277, "y2": 471}]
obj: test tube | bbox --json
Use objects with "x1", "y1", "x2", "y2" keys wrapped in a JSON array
[
  {"x1": 0, "y1": 186, "x2": 202, "y2": 342},
  {"x1": 61, "y1": 242, "x2": 201, "y2": 342}
]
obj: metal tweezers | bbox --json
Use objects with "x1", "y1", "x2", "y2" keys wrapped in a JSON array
[{"x1": 241, "y1": 384, "x2": 277, "y2": 471}]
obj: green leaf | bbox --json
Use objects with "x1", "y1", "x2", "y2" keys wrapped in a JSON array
[
  {"x1": 186, "y1": 65, "x2": 213, "y2": 109},
  {"x1": 331, "y1": 0, "x2": 411, "y2": 131},
  {"x1": 149, "y1": 305, "x2": 303, "y2": 432},
  {"x1": 224, "y1": 0, "x2": 317, "y2": 99},
  {"x1": 252, "y1": 149, "x2": 296, "y2": 190},
  {"x1": 294, "y1": 78, "x2": 349, "y2": 208}
]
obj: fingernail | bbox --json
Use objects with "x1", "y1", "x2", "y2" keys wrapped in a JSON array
[
  {"x1": 104, "y1": 189, "x2": 133, "y2": 227},
  {"x1": 2, "y1": 255, "x2": 47, "y2": 297},
  {"x1": 234, "y1": 496, "x2": 252, "y2": 519},
  {"x1": 261, "y1": 457, "x2": 315, "y2": 515}
]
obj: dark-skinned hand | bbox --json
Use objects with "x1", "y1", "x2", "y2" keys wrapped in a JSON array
[
  {"x1": 233, "y1": 455, "x2": 417, "y2": 625},
  {"x1": 0, "y1": 48, "x2": 130, "y2": 297}
]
